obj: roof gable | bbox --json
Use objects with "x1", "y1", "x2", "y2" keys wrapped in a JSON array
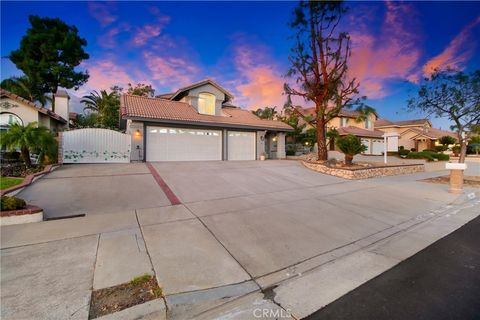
[
  {"x1": 0, "y1": 89, "x2": 67, "y2": 124},
  {"x1": 169, "y1": 79, "x2": 234, "y2": 101}
]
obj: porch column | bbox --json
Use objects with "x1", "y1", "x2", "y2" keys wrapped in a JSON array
[
  {"x1": 277, "y1": 132, "x2": 286, "y2": 159},
  {"x1": 256, "y1": 131, "x2": 266, "y2": 160}
]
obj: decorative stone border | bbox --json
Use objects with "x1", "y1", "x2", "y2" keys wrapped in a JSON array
[
  {"x1": 0, "y1": 205, "x2": 43, "y2": 226},
  {"x1": 302, "y1": 161, "x2": 425, "y2": 180},
  {"x1": 1, "y1": 164, "x2": 57, "y2": 196}
]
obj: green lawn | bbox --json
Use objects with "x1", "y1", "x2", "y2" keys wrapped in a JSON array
[{"x1": 0, "y1": 177, "x2": 24, "y2": 190}]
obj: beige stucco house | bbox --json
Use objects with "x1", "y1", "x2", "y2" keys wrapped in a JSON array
[
  {"x1": 296, "y1": 107, "x2": 386, "y2": 155},
  {"x1": 375, "y1": 118, "x2": 457, "y2": 151},
  {"x1": 121, "y1": 79, "x2": 293, "y2": 162},
  {"x1": 0, "y1": 89, "x2": 69, "y2": 134}
]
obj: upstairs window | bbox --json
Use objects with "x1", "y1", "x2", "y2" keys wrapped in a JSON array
[
  {"x1": 198, "y1": 93, "x2": 216, "y2": 115},
  {"x1": 365, "y1": 117, "x2": 372, "y2": 129},
  {"x1": 340, "y1": 117, "x2": 348, "y2": 127}
]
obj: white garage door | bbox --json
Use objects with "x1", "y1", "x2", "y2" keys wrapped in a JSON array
[
  {"x1": 361, "y1": 139, "x2": 371, "y2": 154},
  {"x1": 147, "y1": 126, "x2": 222, "y2": 161},
  {"x1": 228, "y1": 131, "x2": 256, "y2": 160},
  {"x1": 371, "y1": 139, "x2": 385, "y2": 155}
]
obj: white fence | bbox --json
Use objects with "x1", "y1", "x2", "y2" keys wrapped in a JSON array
[{"x1": 62, "y1": 128, "x2": 131, "y2": 163}]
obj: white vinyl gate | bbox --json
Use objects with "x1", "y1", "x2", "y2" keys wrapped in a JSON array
[{"x1": 62, "y1": 128, "x2": 131, "y2": 163}]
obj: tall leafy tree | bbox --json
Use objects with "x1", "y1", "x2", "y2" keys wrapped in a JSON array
[
  {"x1": 408, "y1": 69, "x2": 480, "y2": 163},
  {"x1": 9, "y1": 15, "x2": 89, "y2": 108},
  {"x1": 284, "y1": 0, "x2": 373, "y2": 160},
  {"x1": 127, "y1": 83, "x2": 155, "y2": 97},
  {"x1": 252, "y1": 107, "x2": 278, "y2": 120}
]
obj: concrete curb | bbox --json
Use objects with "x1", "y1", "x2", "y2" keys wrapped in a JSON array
[
  {"x1": 1, "y1": 164, "x2": 59, "y2": 196},
  {"x1": 95, "y1": 298, "x2": 167, "y2": 320}
]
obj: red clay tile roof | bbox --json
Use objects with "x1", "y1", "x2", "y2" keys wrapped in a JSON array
[
  {"x1": 120, "y1": 94, "x2": 293, "y2": 131},
  {"x1": 375, "y1": 118, "x2": 430, "y2": 127},
  {"x1": 337, "y1": 126, "x2": 385, "y2": 138},
  {"x1": 169, "y1": 79, "x2": 235, "y2": 100},
  {"x1": 1, "y1": 89, "x2": 67, "y2": 124}
]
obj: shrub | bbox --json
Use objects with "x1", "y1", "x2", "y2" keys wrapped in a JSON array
[
  {"x1": 405, "y1": 151, "x2": 450, "y2": 161},
  {"x1": 410, "y1": 148, "x2": 416, "y2": 152},
  {"x1": 434, "y1": 145, "x2": 448, "y2": 152},
  {"x1": 286, "y1": 150, "x2": 295, "y2": 156},
  {"x1": 422, "y1": 149, "x2": 437, "y2": 153},
  {"x1": 439, "y1": 135, "x2": 456, "y2": 146},
  {"x1": 0, "y1": 196, "x2": 26, "y2": 211},
  {"x1": 398, "y1": 148, "x2": 410, "y2": 157},
  {"x1": 406, "y1": 151, "x2": 434, "y2": 161},
  {"x1": 335, "y1": 135, "x2": 367, "y2": 165}
]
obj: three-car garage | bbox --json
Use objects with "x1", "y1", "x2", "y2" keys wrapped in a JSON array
[{"x1": 146, "y1": 126, "x2": 256, "y2": 161}]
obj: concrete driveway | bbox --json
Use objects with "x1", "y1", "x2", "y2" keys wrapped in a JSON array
[
  {"x1": 17, "y1": 163, "x2": 171, "y2": 218},
  {"x1": 2, "y1": 160, "x2": 477, "y2": 319}
]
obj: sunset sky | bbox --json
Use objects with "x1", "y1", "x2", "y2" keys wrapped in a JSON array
[{"x1": 1, "y1": 1, "x2": 479, "y2": 128}]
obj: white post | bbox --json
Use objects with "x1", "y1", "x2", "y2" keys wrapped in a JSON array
[{"x1": 384, "y1": 136, "x2": 388, "y2": 164}]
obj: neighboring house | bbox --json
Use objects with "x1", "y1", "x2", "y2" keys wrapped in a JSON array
[
  {"x1": 375, "y1": 118, "x2": 457, "y2": 151},
  {"x1": 0, "y1": 89, "x2": 69, "y2": 134},
  {"x1": 296, "y1": 107, "x2": 385, "y2": 155},
  {"x1": 121, "y1": 79, "x2": 293, "y2": 161}
]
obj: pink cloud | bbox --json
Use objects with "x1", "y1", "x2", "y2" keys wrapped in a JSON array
[
  {"x1": 348, "y1": 2, "x2": 421, "y2": 99},
  {"x1": 143, "y1": 51, "x2": 200, "y2": 89},
  {"x1": 98, "y1": 23, "x2": 131, "y2": 49},
  {"x1": 132, "y1": 10, "x2": 171, "y2": 47},
  {"x1": 88, "y1": 2, "x2": 117, "y2": 27},
  {"x1": 229, "y1": 42, "x2": 286, "y2": 109},
  {"x1": 423, "y1": 16, "x2": 480, "y2": 76},
  {"x1": 80, "y1": 56, "x2": 148, "y2": 95}
]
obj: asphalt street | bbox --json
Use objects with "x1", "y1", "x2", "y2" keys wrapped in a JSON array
[{"x1": 305, "y1": 215, "x2": 480, "y2": 320}]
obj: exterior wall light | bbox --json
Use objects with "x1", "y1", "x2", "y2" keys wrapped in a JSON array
[
  {"x1": 272, "y1": 136, "x2": 277, "y2": 142},
  {"x1": 134, "y1": 129, "x2": 141, "y2": 137}
]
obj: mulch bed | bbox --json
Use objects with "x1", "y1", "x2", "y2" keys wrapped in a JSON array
[
  {"x1": 89, "y1": 275, "x2": 163, "y2": 319},
  {"x1": 421, "y1": 175, "x2": 480, "y2": 188}
]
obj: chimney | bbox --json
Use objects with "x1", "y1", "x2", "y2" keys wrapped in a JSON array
[{"x1": 54, "y1": 90, "x2": 70, "y2": 128}]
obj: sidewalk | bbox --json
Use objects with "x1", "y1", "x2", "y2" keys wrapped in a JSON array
[{"x1": 1, "y1": 178, "x2": 478, "y2": 319}]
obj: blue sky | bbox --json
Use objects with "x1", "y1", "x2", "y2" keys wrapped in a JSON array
[{"x1": 1, "y1": 1, "x2": 480, "y2": 129}]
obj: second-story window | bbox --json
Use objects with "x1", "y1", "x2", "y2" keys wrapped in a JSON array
[
  {"x1": 198, "y1": 93, "x2": 216, "y2": 115},
  {"x1": 340, "y1": 117, "x2": 348, "y2": 127},
  {"x1": 365, "y1": 117, "x2": 372, "y2": 129}
]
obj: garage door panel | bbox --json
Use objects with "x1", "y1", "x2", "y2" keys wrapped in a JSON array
[
  {"x1": 228, "y1": 131, "x2": 256, "y2": 160},
  {"x1": 147, "y1": 127, "x2": 222, "y2": 161}
]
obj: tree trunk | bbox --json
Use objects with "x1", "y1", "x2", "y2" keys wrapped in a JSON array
[
  {"x1": 345, "y1": 154, "x2": 353, "y2": 166},
  {"x1": 21, "y1": 146, "x2": 32, "y2": 168},
  {"x1": 316, "y1": 119, "x2": 328, "y2": 161},
  {"x1": 458, "y1": 130, "x2": 466, "y2": 163}
]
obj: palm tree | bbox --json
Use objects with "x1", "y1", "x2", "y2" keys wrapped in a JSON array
[
  {"x1": 0, "y1": 122, "x2": 56, "y2": 167},
  {"x1": 336, "y1": 134, "x2": 367, "y2": 166},
  {"x1": 0, "y1": 76, "x2": 49, "y2": 106},
  {"x1": 81, "y1": 90, "x2": 120, "y2": 129}
]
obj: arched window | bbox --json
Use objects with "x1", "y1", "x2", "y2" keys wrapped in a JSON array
[
  {"x1": 0, "y1": 113, "x2": 23, "y2": 130},
  {"x1": 198, "y1": 93, "x2": 216, "y2": 115}
]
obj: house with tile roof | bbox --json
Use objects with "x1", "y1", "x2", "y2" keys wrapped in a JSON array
[
  {"x1": 0, "y1": 89, "x2": 69, "y2": 134},
  {"x1": 375, "y1": 118, "x2": 457, "y2": 151},
  {"x1": 121, "y1": 79, "x2": 293, "y2": 161},
  {"x1": 295, "y1": 106, "x2": 385, "y2": 155}
]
